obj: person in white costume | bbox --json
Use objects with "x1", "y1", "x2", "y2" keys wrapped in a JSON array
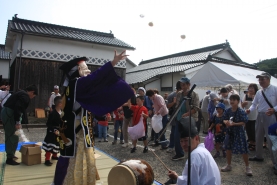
[{"x1": 166, "y1": 117, "x2": 221, "y2": 185}]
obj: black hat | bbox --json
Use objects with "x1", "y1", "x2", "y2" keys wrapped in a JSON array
[
  {"x1": 178, "y1": 117, "x2": 198, "y2": 138},
  {"x1": 59, "y1": 57, "x2": 88, "y2": 86},
  {"x1": 59, "y1": 57, "x2": 88, "y2": 73}
]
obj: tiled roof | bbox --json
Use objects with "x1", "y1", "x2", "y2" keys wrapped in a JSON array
[
  {"x1": 127, "y1": 44, "x2": 225, "y2": 74},
  {"x1": 7, "y1": 17, "x2": 135, "y2": 50},
  {"x1": 126, "y1": 62, "x2": 204, "y2": 84},
  {"x1": 0, "y1": 44, "x2": 10, "y2": 60},
  {"x1": 126, "y1": 42, "x2": 256, "y2": 84},
  {"x1": 139, "y1": 43, "x2": 233, "y2": 65}
]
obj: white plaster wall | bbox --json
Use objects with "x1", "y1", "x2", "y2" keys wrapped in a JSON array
[
  {"x1": 0, "y1": 60, "x2": 10, "y2": 79},
  {"x1": 159, "y1": 73, "x2": 183, "y2": 95},
  {"x1": 161, "y1": 73, "x2": 173, "y2": 87},
  {"x1": 161, "y1": 73, "x2": 184, "y2": 87},
  {"x1": 126, "y1": 61, "x2": 136, "y2": 70},
  {"x1": 214, "y1": 50, "x2": 236, "y2": 61},
  {"x1": 173, "y1": 73, "x2": 184, "y2": 86},
  {"x1": 11, "y1": 34, "x2": 20, "y2": 62},
  {"x1": 145, "y1": 79, "x2": 160, "y2": 91},
  {"x1": 15, "y1": 35, "x2": 126, "y2": 63}
]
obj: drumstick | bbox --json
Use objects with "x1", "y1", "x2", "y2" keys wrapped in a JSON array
[{"x1": 150, "y1": 150, "x2": 170, "y2": 171}]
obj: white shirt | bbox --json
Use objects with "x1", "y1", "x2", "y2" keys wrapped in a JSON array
[
  {"x1": 49, "y1": 93, "x2": 61, "y2": 106},
  {"x1": 177, "y1": 143, "x2": 221, "y2": 185},
  {"x1": 250, "y1": 85, "x2": 277, "y2": 113},
  {"x1": 0, "y1": 90, "x2": 8, "y2": 99},
  {"x1": 0, "y1": 90, "x2": 10, "y2": 107}
]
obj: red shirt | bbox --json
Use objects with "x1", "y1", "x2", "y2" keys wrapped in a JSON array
[
  {"x1": 114, "y1": 107, "x2": 124, "y2": 121},
  {"x1": 130, "y1": 105, "x2": 148, "y2": 129},
  {"x1": 98, "y1": 113, "x2": 111, "y2": 126}
]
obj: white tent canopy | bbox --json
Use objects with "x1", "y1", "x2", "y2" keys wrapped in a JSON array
[{"x1": 190, "y1": 62, "x2": 277, "y2": 88}]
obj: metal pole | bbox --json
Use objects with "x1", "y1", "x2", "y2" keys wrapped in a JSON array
[
  {"x1": 186, "y1": 97, "x2": 192, "y2": 185},
  {"x1": 171, "y1": 73, "x2": 174, "y2": 91},
  {"x1": 18, "y1": 32, "x2": 24, "y2": 90}
]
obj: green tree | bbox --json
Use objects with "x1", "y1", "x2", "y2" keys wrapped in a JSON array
[{"x1": 255, "y1": 58, "x2": 277, "y2": 77}]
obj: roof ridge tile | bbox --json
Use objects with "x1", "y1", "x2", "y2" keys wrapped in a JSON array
[
  {"x1": 6, "y1": 17, "x2": 135, "y2": 50},
  {"x1": 11, "y1": 17, "x2": 114, "y2": 37}
]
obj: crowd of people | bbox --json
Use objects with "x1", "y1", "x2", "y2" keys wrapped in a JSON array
[
  {"x1": 103, "y1": 71, "x2": 276, "y2": 184},
  {"x1": 200, "y1": 72, "x2": 277, "y2": 178},
  {"x1": 0, "y1": 66, "x2": 276, "y2": 184}
]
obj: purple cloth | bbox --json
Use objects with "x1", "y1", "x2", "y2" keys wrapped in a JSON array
[
  {"x1": 53, "y1": 157, "x2": 70, "y2": 185},
  {"x1": 76, "y1": 62, "x2": 133, "y2": 116},
  {"x1": 269, "y1": 122, "x2": 277, "y2": 136}
]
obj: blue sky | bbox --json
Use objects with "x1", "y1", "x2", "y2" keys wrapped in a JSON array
[{"x1": 0, "y1": 0, "x2": 276, "y2": 64}]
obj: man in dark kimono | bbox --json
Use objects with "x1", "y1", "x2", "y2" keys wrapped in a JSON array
[
  {"x1": 52, "y1": 51, "x2": 134, "y2": 185},
  {"x1": 1, "y1": 84, "x2": 38, "y2": 165}
]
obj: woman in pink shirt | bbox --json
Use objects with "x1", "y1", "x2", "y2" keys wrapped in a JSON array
[{"x1": 146, "y1": 89, "x2": 169, "y2": 149}]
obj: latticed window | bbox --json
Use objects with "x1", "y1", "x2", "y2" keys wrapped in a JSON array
[{"x1": 161, "y1": 87, "x2": 173, "y2": 92}]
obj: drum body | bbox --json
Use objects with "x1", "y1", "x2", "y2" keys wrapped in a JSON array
[{"x1": 108, "y1": 159, "x2": 154, "y2": 185}]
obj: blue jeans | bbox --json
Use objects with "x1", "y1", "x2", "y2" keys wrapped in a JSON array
[
  {"x1": 114, "y1": 120, "x2": 123, "y2": 141},
  {"x1": 154, "y1": 115, "x2": 168, "y2": 147},
  {"x1": 174, "y1": 120, "x2": 184, "y2": 156},
  {"x1": 168, "y1": 125, "x2": 175, "y2": 148},
  {"x1": 98, "y1": 124, "x2": 107, "y2": 140}
]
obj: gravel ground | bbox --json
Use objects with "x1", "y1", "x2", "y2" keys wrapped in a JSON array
[{"x1": 0, "y1": 120, "x2": 276, "y2": 184}]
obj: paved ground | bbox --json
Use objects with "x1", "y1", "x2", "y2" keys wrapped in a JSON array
[{"x1": 0, "y1": 118, "x2": 276, "y2": 184}]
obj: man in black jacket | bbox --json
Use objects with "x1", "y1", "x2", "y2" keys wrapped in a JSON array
[{"x1": 1, "y1": 84, "x2": 38, "y2": 165}]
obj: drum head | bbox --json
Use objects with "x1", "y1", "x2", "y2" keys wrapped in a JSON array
[{"x1": 108, "y1": 165, "x2": 137, "y2": 185}]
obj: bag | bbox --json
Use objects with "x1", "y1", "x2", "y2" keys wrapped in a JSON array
[
  {"x1": 128, "y1": 116, "x2": 145, "y2": 140},
  {"x1": 151, "y1": 114, "x2": 163, "y2": 133},
  {"x1": 261, "y1": 91, "x2": 277, "y2": 120},
  {"x1": 204, "y1": 131, "x2": 214, "y2": 152}
]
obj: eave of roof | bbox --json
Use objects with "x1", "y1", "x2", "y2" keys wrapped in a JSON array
[
  {"x1": 210, "y1": 57, "x2": 257, "y2": 69},
  {"x1": 5, "y1": 17, "x2": 135, "y2": 50}
]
